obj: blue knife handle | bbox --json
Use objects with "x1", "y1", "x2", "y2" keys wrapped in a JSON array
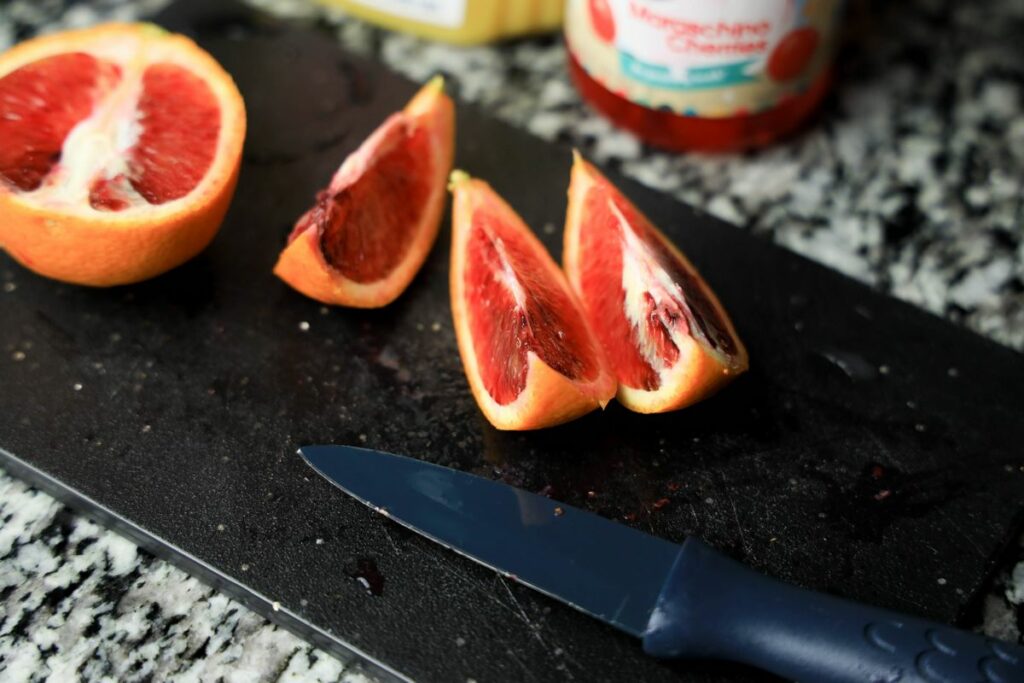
[{"x1": 642, "y1": 539, "x2": 1023, "y2": 682}]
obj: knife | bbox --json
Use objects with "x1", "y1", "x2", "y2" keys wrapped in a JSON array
[{"x1": 299, "y1": 445, "x2": 1022, "y2": 683}]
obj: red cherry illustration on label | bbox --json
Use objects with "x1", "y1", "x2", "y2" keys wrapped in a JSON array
[
  {"x1": 767, "y1": 27, "x2": 820, "y2": 81},
  {"x1": 588, "y1": 0, "x2": 616, "y2": 43}
]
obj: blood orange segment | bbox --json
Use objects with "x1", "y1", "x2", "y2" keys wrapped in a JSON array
[
  {"x1": 87, "y1": 62, "x2": 222, "y2": 209},
  {"x1": 450, "y1": 171, "x2": 615, "y2": 430},
  {"x1": 563, "y1": 153, "x2": 748, "y2": 414},
  {"x1": 273, "y1": 77, "x2": 454, "y2": 308},
  {"x1": 123, "y1": 64, "x2": 220, "y2": 204},
  {"x1": 0, "y1": 23, "x2": 246, "y2": 286},
  {"x1": 0, "y1": 52, "x2": 121, "y2": 192}
]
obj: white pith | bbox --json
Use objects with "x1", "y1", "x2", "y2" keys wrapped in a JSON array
[
  {"x1": 473, "y1": 226, "x2": 535, "y2": 392},
  {"x1": 488, "y1": 233, "x2": 529, "y2": 313},
  {"x1": 328, "y1": 113, "x2": 403, "y2": 194},
  {"x1": 35, "y1": 73, "x2": 144, "y2": 208},
  {"x1": 613, "y1": 199, "x2": 692, "y2": 376}
]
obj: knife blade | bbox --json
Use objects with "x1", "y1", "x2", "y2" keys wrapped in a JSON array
[{"x1": 300, "y1": 445, "x2": 1023, "y2": 683}]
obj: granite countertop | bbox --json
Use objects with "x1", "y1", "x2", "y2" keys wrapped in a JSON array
[{"x1": 1, "y1": 0, "x2": 1022, "y2": 680}]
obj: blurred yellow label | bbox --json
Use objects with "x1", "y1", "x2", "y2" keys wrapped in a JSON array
[
  {"x1": 349, "y1": 0, "x2": 466, "y2": 28},
  {"x1": 320, "y1": 0, "x2": 564, "y2": 44}
]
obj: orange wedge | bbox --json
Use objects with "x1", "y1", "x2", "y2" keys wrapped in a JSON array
[
  {"x1": 450, "y1": 171, "x2": 616, "y2": 430},
  {"x1": 563, "y1": 153, "x2": 748, "y2": 413},
  {"x1": 0, "y1": 23, "x2": 246, "y2": 286},
  {"x1": 273, "y1": 77, "x2": 454, "y2": 308}
]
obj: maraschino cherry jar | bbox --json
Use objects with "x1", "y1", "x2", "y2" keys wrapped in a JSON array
[{"x1": 565, "y1": 0, "x2": 843, "y2": 152}]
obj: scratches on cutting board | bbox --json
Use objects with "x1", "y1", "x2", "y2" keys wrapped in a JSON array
[
  {"x1": 381, "y1": 526, "x2": 402, "y2": 555},
  {"x1": 498, "y1": 577, "x2": 548, "y2": 649},
  {"x1": 936, "y1": 508, "x2": 986, "y2": 559},
  {"x1": 687, "y1": 501, "x2": 701, "y2": 531},
  {"x1": 424, "y1": 545, "x2": 581, "y2": 682},
  {"x1": 495, "y1": 577, "x2": 583, "y2": 679},
  {"x1": 720, "y1": 471, "x2": 751, "y2": 559}
]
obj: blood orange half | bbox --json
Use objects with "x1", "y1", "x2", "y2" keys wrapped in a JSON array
[
  {"x1": 273, "y1": 77, "x2": 454, "y2": 308},
  {"x1": 449, "y1": 171, "x2": 616, "y2": 430},
  {"x1": 563, "y1": 153, "x2": 748, "y2": 414},
  {"x1": 0, "y1": 23, "x2": 245, "y2": 286}
]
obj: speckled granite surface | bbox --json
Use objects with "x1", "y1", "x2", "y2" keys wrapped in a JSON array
[{"x1": 1, "y1": 0, "x2": 1022, "y2": 680}]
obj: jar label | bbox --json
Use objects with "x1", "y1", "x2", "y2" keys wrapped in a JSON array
[
  {"x1": 350, "y1": 0, "x2": 466, "y2": 29},
  {"x1": 566, "y1": 0, "x2": 841, "y2": 118}
]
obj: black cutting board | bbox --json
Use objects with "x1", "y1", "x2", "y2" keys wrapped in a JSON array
[{"x1": 2, "y1": 2, "x2": 1023, "y2": 682}]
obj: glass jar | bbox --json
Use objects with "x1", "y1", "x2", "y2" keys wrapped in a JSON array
[{"x1": 565, "y1": 0, "x2": 843, "y2": 152}]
